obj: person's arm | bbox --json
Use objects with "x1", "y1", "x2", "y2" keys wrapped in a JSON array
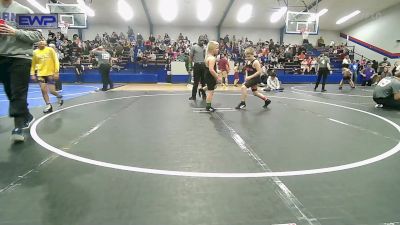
[
  {"x1": 371, "y1": 69, "x2": 378, "y2": 78},
  {"x1": 360, "y1": 69, "x2": 366, "y2": 77},
  {"x1": 266, "y1": 77, "x2": 272, "y2": 88},
  {"x1": 90, "y1": 47, "x2": 101, "y2": 55},
  {"x1": 207, "y1": 57, "x2": 219, "y2": 80},
  {"x1": 51, "y1": 48, "x2": 60, "y2": 79},
  {"x1": 30, "y1": 52, "x2": 37, "y2": 79},
  {"x1": 0, "y1": 24, "x2": 43, "y2": 43}
]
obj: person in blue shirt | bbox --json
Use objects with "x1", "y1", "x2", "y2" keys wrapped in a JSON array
[{"x1": 350, "y1": 60, "x2": 359, "y2": 82}]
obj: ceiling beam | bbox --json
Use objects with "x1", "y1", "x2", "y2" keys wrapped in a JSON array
[
  {"x1": 217, "y1": 0, "x2": 235, "y2": 39},
  {"x1": 303, "y1": 0, "x2": 323, "y2": 12},
  {"x1": 140, "y1": 0, "x2": 154, "y2": 35}
]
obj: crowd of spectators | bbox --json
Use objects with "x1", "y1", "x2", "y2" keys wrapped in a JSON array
[{"x1": 45, "y1": 27, "x2": 396, "y2": 86}]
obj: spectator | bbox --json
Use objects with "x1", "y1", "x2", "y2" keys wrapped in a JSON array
[
  {"x1": 360, "y1": 61, "x2": 377, "y2": 86},
  {"x1": 378, "y1": 57, "x2": 391, "y2": 74},
  {"x1": 393, "y1": 61, "x2": 400, "y2": 76},
  {"x1": 317, "y1": 36, "x2": 325, "y2": 47},
  {"x1": 218, "y1": 54, "x2": 230, "y2": 87},
  {"x1": 342, "y1": 55, "x2": 351, "y2": 68},
  {"x1": 301, "y1": 58, "x2": 310, "y2": 74},
  {"x1": 298, "y1": 51, "x2": 306, "y2": 61},
  {"x1": 264, "y1": 71, "x2": 284, "y2": 92},
  {"x1": 310, "y1": 57, "x2": 317, "y2": 74},
  {"x1": 372, "y1": 60, "x2": 379, "y2": 72},
  {"x1": 137, "y1": 33, "x2": 143, "y2": 47},
  {"x1": 149, "y1": 34, "x2": 155, "y2": 43},
  {"x1": 381, "y1": 66, "x2": 392, "y2": 79},
  {"x1": 224, "y1": 34, "x2": 230, "y2": 45}
]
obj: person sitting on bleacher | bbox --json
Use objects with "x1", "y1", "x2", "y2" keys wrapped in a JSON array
[
  {"x1": 264, "y1": 70, "x2": 284, "y2": 92},
  {"x1": 310, "y1": 57, "x2": 318, "y2": 74},
  {"x1": 298, "y1": 51, "x2": 306, "y2": 62},
  {"x1": 301, "y1": 58, "x2": 310, "y2": 74}
]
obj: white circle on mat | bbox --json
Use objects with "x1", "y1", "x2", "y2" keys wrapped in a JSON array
[{"x1": 30, "y1": 93, "x2": 400, "y2": 178}]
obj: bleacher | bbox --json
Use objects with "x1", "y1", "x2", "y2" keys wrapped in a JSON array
[{"x1": 59, "y1": 44, "x2": 347, "y2": 84}]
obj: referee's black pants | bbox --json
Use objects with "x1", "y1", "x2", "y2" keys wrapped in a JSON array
[
  {"x1": 99, "y1": 63, "x2": 113, "y2": 91},
  {"x1": 0, "y1": 56, "x2": 32, "y2": 128},
  {"x1": 191, "y1": 63, "x2": 206, "y2": 99},
  {"x1": 315, "y1": 68, "x2": 329, "y2": 90}
]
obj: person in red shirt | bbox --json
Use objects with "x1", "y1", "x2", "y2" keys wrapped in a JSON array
[
  {"x1": 298, "y1": 51, "x2": 306, "y2": 61},
  {"x1": 218, "y1": 54, "x2": 230, "y2": 87}
]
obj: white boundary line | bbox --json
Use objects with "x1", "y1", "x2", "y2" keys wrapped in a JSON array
[
  {"x1": 0, "y1": 91, "x2": 42, "y2": 96},
  {"x1": 214, "y1": 112, "x2": 320, "y2": 224},
  {"x1": 0, "y1": 91, "x2": 94, "y2": 102},
  {"x1": 30, "y1": 93, "x2": 400, "y2": 178},
  {"x1": 291, "y1": 86, "x2": 372, "y2": 98}
]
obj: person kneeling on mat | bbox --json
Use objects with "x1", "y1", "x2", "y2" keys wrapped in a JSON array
[
  {"x1": 373, "y1": 70, "x2": 400, "y2": 109},
  {"x1": 339, "y1": 67, "x2": 355, "y2": 90},
  {"x1": 264, "y1": 71, "x2": 284, "y2": 92},
  {"x1": 31, "y1": 40, "x2": 63, "y2": 114}
]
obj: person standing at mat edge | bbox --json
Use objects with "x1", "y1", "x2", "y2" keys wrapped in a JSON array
[
  {"x1": 189, "y1": 35, "x2": 207, "y2": 100},
  {"x1": 0, "y1": 0, "x2": 43, "y2": 143},
  {"x1": 314, "y1": 53, "x2": 332, "y2": 92},
  {"x1": 235, "y1": 47, "x2": 271, "y2": 110},
  {"x1": 91, "y1": 46, "x2": 113, "y2": 91},
  {"x1": 31, "y1": 40, "x2": 64, "y2": 114},
  {"x1": 373, "y1": 70, "x2": 400, "y2": 109},
  {"x1": 204, "y1": 41, "x2": 221, "y2": 112}
]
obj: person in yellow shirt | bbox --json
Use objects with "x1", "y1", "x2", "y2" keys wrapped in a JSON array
[{"x1": 31, "y1": 40, "x2": 63, "y2": 113}]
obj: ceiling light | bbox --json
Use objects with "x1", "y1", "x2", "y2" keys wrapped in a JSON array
[
  {"x1": 118, "y1": 0, "x2": 133, "y2": 21},
  {"x1": 77, "y1": 0, "x2": 95, "y2": 17},
  {"x1": 27, "y1": 0, "x2": 50, "y2": 13},
  {"x1": 197, "y1": 0, "x2": 212, "y2": 22},
  {"x1": 336, "y1": 10, "x2": 361, "y2": 25},
  {"x1": 270, "y1": 7, "x2": 287, "y2": 23},
  {"x1": 159, "y1": 0, "x2": 178, "y2": 22},
  {"x1": 237, "y1": 4, "x2": 253, "y2": 23}
]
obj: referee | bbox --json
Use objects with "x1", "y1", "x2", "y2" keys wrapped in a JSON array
[
  {"x1": 189, "y1": 35, "x2": 207, "y2": 100},
  {"x1": 91, "y1": 46, "x2": 113, "y2": 91},
  {"x1": 314, "y1": 53, "x2": 331, "y2": 92}
]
